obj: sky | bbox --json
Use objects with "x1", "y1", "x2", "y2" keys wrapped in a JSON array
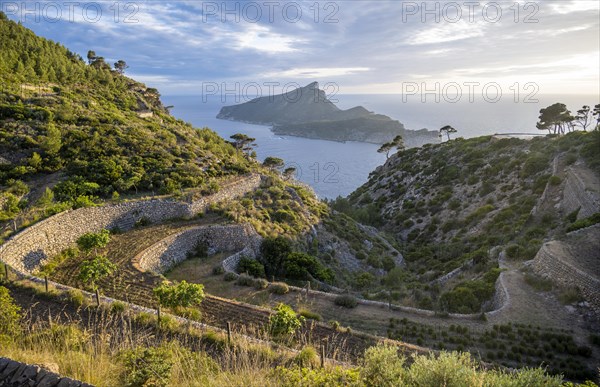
[{"x1": 2, "y1": 0, "x2": 599, "y2": 96}]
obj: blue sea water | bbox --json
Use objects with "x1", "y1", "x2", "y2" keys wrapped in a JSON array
[{"x1": 162, "y1": 94, "x2": 597, "y2": 199}]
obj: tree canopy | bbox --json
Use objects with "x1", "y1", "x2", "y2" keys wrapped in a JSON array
[
  {"x1": 536, "y1": 103, "x2": 573, "y2": 134},
  {"x1": 439, "y1": 125, "x2": 458, "y2": 141}
]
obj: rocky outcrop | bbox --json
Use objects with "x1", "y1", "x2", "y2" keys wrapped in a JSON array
[
  {"x1": 217, "y1": 82, "x2": 439, "y2": 146},
  {"x1": 0, "y1": 357, "x2": 92, "y2": 387},
  {"x1": 134, "y1": 224, "x2": 261, "y2": 274},
  {"x1": 560, "y1": 166, "x2": 600, "y2": 220},
  {"x1": 0, "y1": 174, "x2": 261, "y2": 274}
]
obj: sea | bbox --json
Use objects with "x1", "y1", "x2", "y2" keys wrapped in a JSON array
[{"x1": 162, "y1": 94, "x2": 598, "y2": 199}]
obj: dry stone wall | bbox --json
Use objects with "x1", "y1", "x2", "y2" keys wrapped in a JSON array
[
  {"x1": 533, "y1": 240, "x2": 600, "y2": 315},
  {"x1": 135, "y1": 224, "x2": 261, "y2": 274},
  {"x1": 0, "y1": 174, "x2": 261, "y2": 274},
  {"x1": 0, "y1": 357, "x2": 92, "y2": 387}
]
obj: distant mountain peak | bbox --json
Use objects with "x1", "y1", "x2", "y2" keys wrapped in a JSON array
[{"x1": 217, "y1": 82, "x2": 439, "y2": 145}]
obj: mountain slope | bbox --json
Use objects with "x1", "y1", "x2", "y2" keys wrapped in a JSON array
[
  {"x1": 0, "y1": 13, "x2": 255, "y2": 238},
  {"x1": 334, "y1": 132, "x2": 600, "y2": 313}
]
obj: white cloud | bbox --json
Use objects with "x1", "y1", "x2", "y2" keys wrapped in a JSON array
[
  {"x1": 229, "y1": 24, "x2": 306, "y2": 53},
  {"x1": 263, "y1": 67, "x2": 370, "y2": 78},
  {"x1": 549, "y1": 0, "x2": 600, "y2": 14},
  {"x1": 408, "y1": 21, "x2": 486, "y2": 45}
]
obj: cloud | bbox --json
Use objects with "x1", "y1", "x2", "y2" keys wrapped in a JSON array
[
  {"x1": 263, "y1": 67, "x2": 370, "y2": 78},
  {"x1": 409, "y1": 21, "x2": 487, "y2": 45},
  {"x1": 5, "y1": 0, "x2": 598, "y2": 95}
]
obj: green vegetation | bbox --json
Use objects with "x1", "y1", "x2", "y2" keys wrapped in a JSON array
[
  {"x1": 0, "y1": 285, "x2": 22, "y2": 336},
  {"x1": 153, "y1": 280, "x2": 205, "y2": 309},
  {"x1": 78, "y1": 255, "x2": 117, "y2": 291},
  {"x1": 213, "y1": 176, "x2": 328, "y2": 237},
  {"x1": 387, "y1": 319, "x2": 597, "y2": 381},
  {"x1": 337, "y1": 131, "x2": 600, "y2": 312},
  {"x1": 566, "y1": 212, "x2": 600, "y2": 232},
  {"x1": 257, "y1": 236, "x2": 334, "y2": 284},
  {"x1": 0, "y1": 14, "x2": 251, "y2": 239},
  {"x1": 335, "y1": 294, "x2": 359, "y2": 309},
  {"x1": 237, "y1": 257, "x2": 266, "y2": 278},
  {"x1": 269, "y1": 303, "x2": 304, "y2": 337}
]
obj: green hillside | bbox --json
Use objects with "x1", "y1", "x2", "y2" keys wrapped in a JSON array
[
  {"x1": 0, "y1": 13, "x2": 255, "y2": 233},
  {"x1": 334, "y1": 132, "x2": 600, "y2": 312}
]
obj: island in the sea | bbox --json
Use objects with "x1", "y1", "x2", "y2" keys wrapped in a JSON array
[{"x1": 216, "y1": 82, "x2": 439, "y2": 146}]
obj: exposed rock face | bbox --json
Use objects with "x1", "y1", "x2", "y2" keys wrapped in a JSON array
[{"x1": 217, "y1": 82, "x2": 439, "y2": 146}]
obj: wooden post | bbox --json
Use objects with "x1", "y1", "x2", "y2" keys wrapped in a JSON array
[
  {"x1": 320, "y1": 343, "x2": 325, "y2": 368},
  {"x1": 95, "y1": 289, "x2": 100, "y2": 307},
  {"x1": 157, "y1": 306, "x2": 161, "y2": 327},
  {"x1": 226, "y1": 321, "x2": 232, "y2": 345},
  {"x1": 44, "y1": 276, "x2": 49, "y2": 293},
  {"x1": 4, "y1": 264, "x2": 8, "y2": 281},
  {"x1": 306, "y1": 281, "x2": 310, "y2": 297},
  {"x1": 271, "y1": 275, "x2": 275, "y2": 283}
]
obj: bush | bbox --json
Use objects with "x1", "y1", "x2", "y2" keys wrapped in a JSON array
[
  {"x1": 223, "y1": 272, "x2": 238, "y2": 282},
  {"x1": 548, "y1": 175, "x2": 561, "y2": 186},
  {"x1": 120, "y1": 345, "x2": 174, "y2": 387},
  {"x1": 0, "y1": 286, "x2": 22, "y2": 335},
  {"x1": 299, "y1": 308, "x2": 322, "y2": 321},
  {"x1": 110, "y1": 301, "x2": 126, "y2": 314},
  {"x1": 153, "y1": 281, "x2": 205, "y2": 309},
  {"x1": 134, "y1": 217, "x2": 151, "y2": 228},
  {"x1": 269, "y1": 303, "x2": 304, "y2": 336},
  {"x1": 361, "y1": 344, "x2": 407, "y2": 386},
  {"x1": 566, "y1": 212, "x2": 600, "y2": 232},
  {"x1": 66, "y1": 288, "x2": 86, "y2": 307},
  {"x1": 292, "y1": 345, "x2": 319, "y2": 368},
  {"x1": 254, "y1": 278, "x2": 269, "y2": 290},
  {"x1": 237, "y1": 257, "x2": 266, "y2": 278},
  {"x1": 272, "y1": 365, "x2": 361, "y2": 386},
  {"x1": 235, "y1": 274, "x2": 256, "y2": 287},
  {"x1": 212, "y1": 265, "x2": 225, "y2": 275},
  {"x1": 268, "y1": 282, "x2": 289, "y2": 295},
  {"x1": 335, "y1": 294, "x2": 358, "y2": 309}
]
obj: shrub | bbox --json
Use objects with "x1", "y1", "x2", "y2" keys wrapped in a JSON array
[
  {"x1": 212, "y1": 265, "x2": 225, "y2": 275},
  {"x1": 298, "y1": 308, "x2": 322, "y2": 321},
  {"x1": 223, "y1": 272, "x2": 238, "y2": 281},
  {"x1": 505, "y1": 244, "x2": 522, "y2": 259},
  {"x1": 120, "y1": 345, "x2": 174, "y2": 387},
  {"x1": 235, "y1": 274, "x2": 256, "y2": 287},
  {"x1": 329, "y1": 320, "x2": 341, "y2": 330},
  {"x1": 558, "y1": 287, "x2": 583, "y2": 305},
  {"x1": 237, "y1": 257, "x2": 266, "y2": 278},
  {"x1": 78, "y1": 255, "x2": 117, "y2": 290},
  {"x1": 335, "y1": 294, "x2": 358, "y2": 309},
  {"x1": 66, "y1": 288, "x2": 86, "y2": 307},
  {"x1": 548, "y1": 175, "x2": 561, "y2": 186},
  {"x1": 272, "y1": 366, "x2": 361, "y2": 386},
  {"x1": 566, "y1": 212, "x2": 600, "y2": 232},
  {"x1": 153, "y1": 281, "x2": 205, "y2": 309},
  {"x1": 187, "y1": 241, "x2": 208, "y2": 259},
  {"x1": 268, "y1": 282, "x2": 289, "y2": 295},
  {"x1": 134, "y1": 217, "x2": 151, "y2": 228},
  {"x1": 110, "y1": 301, "x2": 126, "y2": 314},
  {"x1": 361, "y1": 344, "x2": 407, "y2": 386},
  {"x1": 292, "y1": 345, "x2": 319, "y2": 368},
  {"x1": 254, "y1": 278, "x2": 269, "y2": 290},
  {"x1": 0, "y1": 286, "x2": 22, "y2": 335},
  {"x1": 269, "y1": 303, "x2": 304, "y2": 336}
]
